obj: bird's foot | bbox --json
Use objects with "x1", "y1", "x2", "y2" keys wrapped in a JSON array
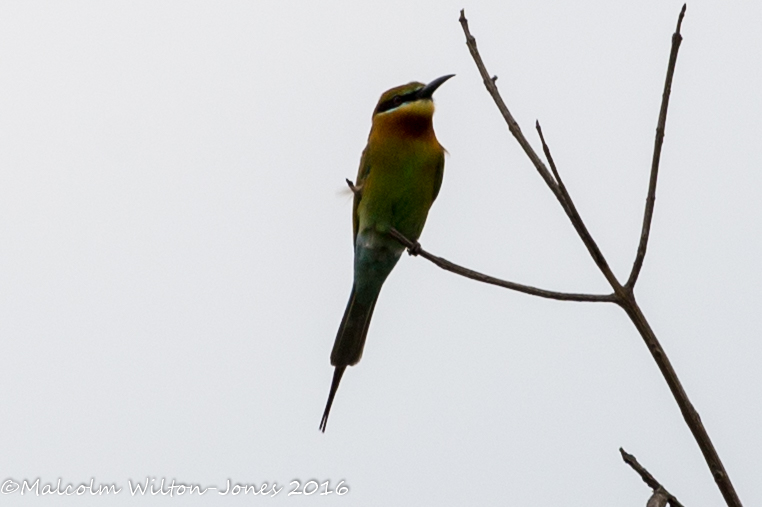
[{"x1": 407, "y1": 241, "x2": 422, "y2": 256}]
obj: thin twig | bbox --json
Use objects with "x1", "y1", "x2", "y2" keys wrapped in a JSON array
[
  {"x1": 388, "y1": 228, "x2": 615, "y2": 303},
  {"x1": 535, "y1": 121, "x2": 599, "y2": 257},
  {"x1": 627, "y1": 4, "x2": 687, "y2": 289},
  {"x1": 620, "y1": 448, "x2": 685, "y2": 507},
  {"x1": 457, "y1": 13, "x2": 554, "y2": 190},
  {"x1": 536, "y1": 121, "x2": 565, "y2": 191}
]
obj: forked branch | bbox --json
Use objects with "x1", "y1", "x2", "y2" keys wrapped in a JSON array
[{"x1": 458, "y1": 9, "x2": 624, "y2": 296}]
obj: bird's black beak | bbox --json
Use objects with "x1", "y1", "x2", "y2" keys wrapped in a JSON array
[{"x1": 417, "y1": 74, "x2": 455, "y2": 100}]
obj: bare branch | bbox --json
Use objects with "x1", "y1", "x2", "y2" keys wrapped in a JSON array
[
  {"x1": 458, "y1": 11, "x2": 556, "y2": 192},
  {"x1": 388, "y1": 228, "x2": 615, "y2": 303},
  {"x1": 620, "y1": 448, "x2": 685, "y2": 507},
  {"x1": 459, "y1": 9, "x2": 624, "y2": 296},
  {"x1": 458, "y1": 7, "x2": 743, "y2": 507},
  {"x1": 618, "y1": 298, "x2": 742, "y2": 507},
  {"x1": 626, "y1": 4, "x2": 687, "y2": 289}
]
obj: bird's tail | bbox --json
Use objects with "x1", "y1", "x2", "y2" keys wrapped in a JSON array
[
  {"x1": 331, "y1": 284, "x2": 378, "y2": 367},
  {"x1": 319, "y1": 285, "x2": 378, "y2": 432},
  {"x1": 319, "y1": 366, "x2": 345, "y2": 432}
]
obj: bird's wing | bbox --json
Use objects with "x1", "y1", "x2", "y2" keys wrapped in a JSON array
[
  {"x1": 353, "y1": 146, "x2": 372, "y2": 243},
  {"x1": 431, "y1": 149, "x2": 445, "y2": 202}
]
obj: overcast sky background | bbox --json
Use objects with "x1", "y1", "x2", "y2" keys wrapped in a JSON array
[{"x1": 1, "y1": 1, "x2": 760, "y2": 505}]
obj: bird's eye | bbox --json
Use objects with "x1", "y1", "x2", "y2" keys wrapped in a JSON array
[{"x1": 392, "y1": 96, "x2": 402, "y2": 106}]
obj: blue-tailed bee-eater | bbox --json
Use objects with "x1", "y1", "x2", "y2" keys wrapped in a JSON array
[{"x1": 320, "y1": 74, "x2": 454, "y2": 432}]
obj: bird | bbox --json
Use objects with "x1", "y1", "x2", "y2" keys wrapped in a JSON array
[{"x1": 320, "y1": 74, "x2": 454, "y2": 432}]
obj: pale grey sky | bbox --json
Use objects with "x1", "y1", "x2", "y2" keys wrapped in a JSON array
[{"x1": 1, "y1": 1, "x2": 760, "y2": 505}]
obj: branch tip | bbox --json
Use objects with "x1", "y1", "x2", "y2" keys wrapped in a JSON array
[
  {"x1": 620, "y1": 448, "x2": 685, "y2": 507},
  {"x1": 677, "y1": 4, "x2": 686, "y2": 33}
]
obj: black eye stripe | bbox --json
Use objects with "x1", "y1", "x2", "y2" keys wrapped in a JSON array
[{"x1": 375, "y1": 89, "x2": 422, "y2": 114}]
